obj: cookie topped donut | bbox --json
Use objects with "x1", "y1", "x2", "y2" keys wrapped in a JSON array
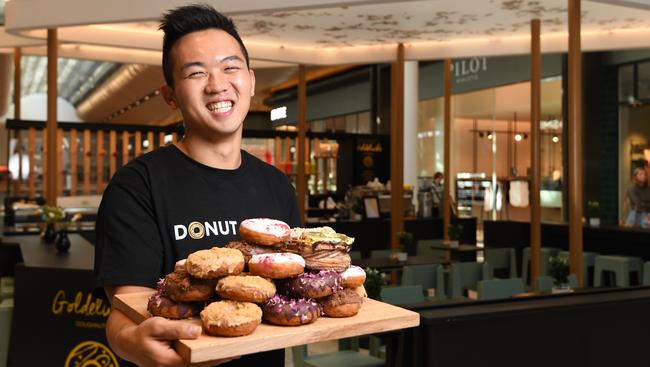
[
  {"x1": 239, "y1": 218, "x2": 290, "y2": 246},
  {"x1": 186, "y1": 247, "x2": 244, "y2": 279}
]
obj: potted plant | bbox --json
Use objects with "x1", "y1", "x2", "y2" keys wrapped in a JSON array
[
  {"x1": 393, "y1": 231, "x2": 413, "y2": 261},
  {"x1": 40, "y1": 205, "x2": 65, "y2": 243},
  {"x1": 587, "y1": 200, "x2": 601, "y2": 227},
  {"x1": 446, "y1": 223, "x2": 462, "y2": 248},
  {"x1": 548, "y1": 255, "x2": 572, "y2": 293},
  {"x1": 364, "y1": 267, "x2": 388, "y2": 300}
]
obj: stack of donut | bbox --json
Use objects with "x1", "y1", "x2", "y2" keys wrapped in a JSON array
[{"x1": 147, "y1": 218, "x2": 368, "y2": 338}]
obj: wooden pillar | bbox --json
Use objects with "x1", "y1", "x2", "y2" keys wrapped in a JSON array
[
  {"x1": 70, "y1": 129, "x2": 78, "y2": 196},
  {"x1": 443, "y1": 59, "x2": 452, "y2": 242},
  {"x1": 568, "y1": 0, "x2": 584, "y2": 286},
  {"x1": 296, "y1": 65, "x2": 307, "y2": 224},
  {"x1": 13, "y1": 47, "x2": 22, "y2": 196},
  {"x1": 46, "y1": 29, "x2": 58, "y2": 206},
  {"x1": 390, "y1": 44, "x2": 405, "y2": 250},
  {"x1": 530, "y1": 19, "x2": 542, "y2": 288}
]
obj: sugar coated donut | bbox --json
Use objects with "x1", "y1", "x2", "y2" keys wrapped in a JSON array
[
  {"x1": 147, "y1": 291, "x2": 202, "y2": 319},
  {"x1": 280, "y1": 270, "x2": 342, "y2": 299},
  {"x1": 248, "y1": 253, "x2": 305, "y2": 279},
  {"x1": 200, "y1": 300, "x2": 262, "y2": 337},
  {"x1": 216, "y1": 274, "x2": 276, "y2": 303},
  {"x1": 319, "y1": 288, "x2": 364, "y2": 318},
  {"x1": 340, "y1": 265, "x2": 366, "y2": 288},
  {"x1": 186, "y1": 247, "x2": 245, "y2": 279},
  {"x1": 163, "y1": 271, "x2": 216, "y2": 302},
  {"x1": 262, "y1": 294, "x2": 321, "y2": 326},
  {"x1": 239, "y1": 218, "x2": 290, "y2": 246}
]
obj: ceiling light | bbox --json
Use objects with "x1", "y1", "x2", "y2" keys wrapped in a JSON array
[
  {"x1": 552, "y1": 135, "x2": 559, "y2": 143},
  {"x1": 514, "y1": 134, "x2": 522, "y2": 142},
  {"x1": 487, "y1": 133, "x2": 493, "y2": 140}
]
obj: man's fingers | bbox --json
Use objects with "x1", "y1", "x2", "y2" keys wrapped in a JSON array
[{"x1": 142, "y1": 317, "x2": 202, "y2": 340}]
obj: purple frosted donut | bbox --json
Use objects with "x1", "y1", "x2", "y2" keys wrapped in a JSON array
[
  {"x1": 280, "y1": 270, "x2": 343, "y2": 299},
  {"x1": 147, "y1": 290, "x2": 202, "y2": 319},
  {"x1": 262, "y1": 294, "x2": 321, "y2": 326}
]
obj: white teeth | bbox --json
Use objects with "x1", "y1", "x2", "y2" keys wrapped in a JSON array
[{"x1": 207, "y1": 101, "x2": 233, "y2": 113}]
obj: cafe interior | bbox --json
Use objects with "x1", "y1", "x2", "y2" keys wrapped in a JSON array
[{"x1": 1, "y1": 0, "x2": 650, "y2": 366}]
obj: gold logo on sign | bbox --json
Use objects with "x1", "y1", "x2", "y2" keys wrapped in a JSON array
[{"x1": 64, "y1": 341, "x2": 119, "y2": 367}]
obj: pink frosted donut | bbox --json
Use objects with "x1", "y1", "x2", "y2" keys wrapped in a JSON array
[
  {"x1": 262, "y1": 294, "x2": 321, "y2": 326},
  {"x1": 248, "y1": 253, "x2": 305, "y2": 279},
  {"x1": 281, "y1": 270, "x2": 343, "y2": 299},
  {"x1": 340, "y1": 265, "x2": 366, "y2": 288},
  {"x1": 239, "y1": 218, "x2": 291, "y2": 246}
]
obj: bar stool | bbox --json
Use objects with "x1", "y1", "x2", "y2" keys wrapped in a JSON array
[
  {"x1": 521, "y1": 247, "x2": 561, "y2": 285},
  {"x1": 558, "y1": 251, "x2": 599, "y2": 286},
  {"x1": 593, "y1": 255, "x2": 644, "y2": 287}
]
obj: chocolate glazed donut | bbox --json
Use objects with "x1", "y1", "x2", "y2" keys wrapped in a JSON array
[
  {"x1": 262, "y1": 294, "x2": 321, "y2": 326},
  {"x1": 280, "y1": 270, "x2": 343, "y2": 299}
]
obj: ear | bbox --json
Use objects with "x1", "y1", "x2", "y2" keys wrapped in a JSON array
[
  {"x1": 160, "y1": 84, "x2": 177, "y2": 109},
  {"x1": 249, "y1": 68, "x2": 256, "y2": 97}
]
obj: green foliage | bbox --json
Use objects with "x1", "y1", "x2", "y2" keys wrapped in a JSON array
[
  {"x1": 587, "y1": 200, "x2": 601, "y2": 218},
  {"x1": 396, "y1": 231, "x2": 414, "y2": 252},
  {"x1": 447, "y1": 223, "x2": 462, "y2": 241},
  {"x1": 548, "y1": 256, "x2": 570, "y2": 287},
  {"x1": 41, "y1": 205, "x2": 65, "y2": 224},
  {"x1": 364, "y1": 267, "x2": 388, "y2": 300}
]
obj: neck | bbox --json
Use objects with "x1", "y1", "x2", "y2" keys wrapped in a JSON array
[{"x1": 175, "y1": 133, "x2": 242, "y2": 169}]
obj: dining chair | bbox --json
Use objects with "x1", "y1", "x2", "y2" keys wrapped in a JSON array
[
  {"x1": 416, "y1": 239, "x2": 447, "y2": 258},
  {"x1": 401, "y1": 264, "x2": 446, "y2": 300},
  {"x1": 379, "y1": 285, "x2": 425, "y2": 305},
  {"x1": 484, "y1": 248, "x2": 517, "y2": 278},
  {"x1": 450, "y1": 262, "x2": 490, "y2": 299},
  {"x1": 476, "y1": 278, "x2": 525, "y2": 300},
  {"x1": 521, "y1": 247, "x2": 561, "y2": 285}
]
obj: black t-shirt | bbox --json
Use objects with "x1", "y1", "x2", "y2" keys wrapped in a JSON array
[{"x1": 94, "y1": 145, "x2": 300, "y2": 366}]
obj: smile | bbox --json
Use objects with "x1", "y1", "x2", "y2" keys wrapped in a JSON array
[{"x1": 206, "y1": 101, "x2": 233, "y2": 113}]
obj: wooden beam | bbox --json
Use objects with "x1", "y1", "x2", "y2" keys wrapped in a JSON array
[
  {"x1": 530, "y1": 19, "x2": 542, "y2": 288},
  {"x1": 27, "y1": 128, "x2": 35, "y2": 197},
  {"x1": 83, "y1": 130, "x2": 91, "y2": 195},
  {"x1": 121, "y1": 131, "x2": 129, "y2": 166},
  {"x1": 109, "y1": 130, "x2": 117, "y2": 177},
  {"x1": 96, "y1": 130, "x2": 105, "y2": 193},
  {"x1": 296, "y1": 65, "x2": 307, "y2": 224},
  {"x1": 46, "y1": 29, "x2": 58, "y2": 206},
  {"x1": 134, "y1": 131, "x2": 142, "y2": 157},
  {"x1": 390, "y1": 44, "x2": 405, "y2": 250},
  {"x1": 443, "y1": 59, "x2": 452, "y2": 242},
  {"x1": 56, "y1": 129, "x2": 63, "y2": 196},
  {"x1": 568, "y1": 0, "x2": 584, "y2": 286},
  {"x1": 70, "y1": 129, "x2": 78, "y2": 196}
]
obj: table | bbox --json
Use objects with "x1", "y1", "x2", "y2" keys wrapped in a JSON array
[
  {"x1": 6, "y1": 234, "x2": 122, "y2": 366},
  {"x1": 430, "y1": 243, "x2": 484, "y2": 262},
  {"x1": 353, "y1": 255, "x2": 450, "y2": 271}
]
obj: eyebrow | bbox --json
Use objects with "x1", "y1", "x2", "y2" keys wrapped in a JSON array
[{"x1": 179, "y1": 56, "x2": 245, "y2": 72}]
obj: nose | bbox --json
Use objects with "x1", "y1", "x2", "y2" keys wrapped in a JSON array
[{"x1": 204, "y1": 72, "x2": 228, "y2": 94}]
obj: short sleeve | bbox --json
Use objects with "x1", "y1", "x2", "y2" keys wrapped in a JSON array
[{"x1": 94, "y1": 165, "x2": 163, "y2": 289}]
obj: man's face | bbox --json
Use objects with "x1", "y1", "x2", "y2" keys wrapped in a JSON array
[{"x1": 163, "y1": 29, "x2": 255, "y2": 138}]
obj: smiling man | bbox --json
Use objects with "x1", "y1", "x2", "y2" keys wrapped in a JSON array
[{"x1": 94, "y1": 4, "x2": 300, "y2": 367}]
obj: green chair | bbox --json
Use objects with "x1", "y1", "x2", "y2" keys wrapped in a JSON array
[
  {"x1": 535, "y1": 274, "x2": 579, "y2": 292},
  {"x1": 0, "y1": 298, "x2": 13, "y2": 367},
  {"x1": 370, "y1": 249, "x2": 392, "y2": 259},
  {"x1": 558, "y1": 251, "x2": 599, "y2": 286},
  {"x1": 350, "y1": 251, "x2": 362, "y2": 260},
  {"x1": 450, "y1": 262, "x2": 490, "y2": 299},
  {"x1": 292, "y1": 341, "x2": 385, "y2": 367},
  {"x1": 521, "y1": 247, "x2": 561, "y2": 285},
  {"x1": 594, "y1": 255, "x2": 644, "y2": 287},
  {"x1": 0, "y1": 278, "x2": 13, "y2": 301},
  {"x1": 379, "y1": 285, "x2": 424, "y2": 305},
  {"x1": 477, "y1": 278, "x2": 525, "y2": 300},
  {"x1": 401, "y1": 264, "x2": 446, "y2": 300},
  {"x1": 416, "y1": 239, "x2": 446, "y2": 258},
  {"x1": 643, "y1": 262, "x2": 650, "y2": 286},
  {"x1": 484, "y1": 248, "x2": 517, "y2": 278}
]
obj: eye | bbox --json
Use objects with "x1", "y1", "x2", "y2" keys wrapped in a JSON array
[
  {"x1": 184, "y1": 71, "x2": 207, "y2": 79},
  {"x1": 225, "y1": 66, "x2": 241, "y2": 72}
]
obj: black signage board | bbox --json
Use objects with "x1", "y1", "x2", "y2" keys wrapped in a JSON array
[
  {"x1": 11, "y1": 265, "x2": 124, "y2": 366},
  {"x1": 355, "y1": 137, "x2": 389, "y2": 186}
]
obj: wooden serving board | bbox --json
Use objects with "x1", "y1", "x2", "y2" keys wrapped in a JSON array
[{"x1": 114, "y1": 291, "x2": 420, "y2": 363}]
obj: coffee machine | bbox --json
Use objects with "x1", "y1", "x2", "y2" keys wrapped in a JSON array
[{"x1": 417, "y1": 176, "x2": 434, "y2": 218}]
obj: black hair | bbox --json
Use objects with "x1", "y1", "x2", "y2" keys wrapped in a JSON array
[{"x1": 159, "y1": 4, "x2": 250, "y2": 87}]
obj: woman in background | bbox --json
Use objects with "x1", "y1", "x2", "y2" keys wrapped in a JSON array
[{"x1": 625, "y1": 167, "x2": 650, "y2": 228}]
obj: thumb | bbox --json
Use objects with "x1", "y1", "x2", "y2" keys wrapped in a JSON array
[{"x1": 143, "y1": 317, "x2": 203, "y2": 340}]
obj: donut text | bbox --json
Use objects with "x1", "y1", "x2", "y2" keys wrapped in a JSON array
[{"x1": 174, "y1": 220, "x2": 238, "y2": 240}]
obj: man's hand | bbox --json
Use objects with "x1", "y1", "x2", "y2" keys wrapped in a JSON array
[{"x1": 106, "y1": 286, "x2": 238, "y2": 367}]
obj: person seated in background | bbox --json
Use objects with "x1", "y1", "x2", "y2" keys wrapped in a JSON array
[{"x1": 625, "y1": 167, "x2": 650, "y2": 228}]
